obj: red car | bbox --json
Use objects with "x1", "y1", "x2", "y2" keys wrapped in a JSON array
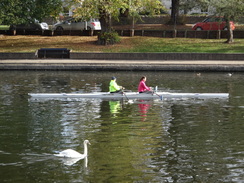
[{"x1": 192, "y1": 17, "x2": 235, "y2": 31}]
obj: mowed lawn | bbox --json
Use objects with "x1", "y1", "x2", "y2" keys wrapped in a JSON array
[{"x1": 0, "y1": 35, "x2": 243, "y2": 53}]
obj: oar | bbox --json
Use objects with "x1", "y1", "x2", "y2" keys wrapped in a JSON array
[
  {"x1": 153, "y1": 86, "x2": 163, "y2": 100},
  {"x1": 123, "y1": 92, "x2": 129, "y2": 100},
  {"x1": 154, "y1": 92, "x2": 163, "y2": 100},
  {"x1": 121, "y1": 89, "x2": 129, "y2": 100}
]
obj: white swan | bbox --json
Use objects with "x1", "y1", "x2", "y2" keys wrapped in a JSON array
[{"x1": 54, "y1": 140, "x2": 91, "y2": 158}]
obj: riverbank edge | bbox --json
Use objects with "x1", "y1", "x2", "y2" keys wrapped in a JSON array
[
  {"x1": 0, "y1": 52, "x2": 244, "y2": 71},
  {"x1": 0, "y1": 52, "x2": 244, "y2": 60}
]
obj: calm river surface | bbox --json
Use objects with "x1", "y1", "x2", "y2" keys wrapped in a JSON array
[{"x1": 0, "y1": 71, "x2": 243, "y2": 183}]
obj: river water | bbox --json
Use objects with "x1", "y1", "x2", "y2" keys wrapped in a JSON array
[{"x1": 0, "y1": 71, "x2": 243, "y2": 183}]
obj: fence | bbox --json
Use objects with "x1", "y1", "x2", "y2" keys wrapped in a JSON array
[{"x1": 0, "y1": 29, "x2": 243, "y2": 39}]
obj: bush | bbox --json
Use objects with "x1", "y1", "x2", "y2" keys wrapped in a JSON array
[{"x1": 98, "y1": 31, "x2": 121, "y2": 45}]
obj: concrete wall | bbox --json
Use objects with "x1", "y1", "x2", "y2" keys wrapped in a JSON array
[
  {"x1": 70, "y1": 53, "x2": 244, "y2": 61},
  {"x1": 1, "y1": 52, "x2": 243, "y2": 61},
  {"x1": 0, "y1": 53, "x2": 36, "y2": 59}
]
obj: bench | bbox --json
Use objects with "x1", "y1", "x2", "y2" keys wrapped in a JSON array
[{"x1": 37, "y1": 48, "x2": 70, "y2": 58}]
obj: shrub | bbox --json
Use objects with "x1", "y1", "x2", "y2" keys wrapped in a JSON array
[{"x1": 98, "y1": 31, "x2": 121, "y2": 45}]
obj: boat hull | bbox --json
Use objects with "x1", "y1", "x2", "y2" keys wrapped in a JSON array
[{"x1": 28, "y1": 92, "x2": 229, "y2": 99}]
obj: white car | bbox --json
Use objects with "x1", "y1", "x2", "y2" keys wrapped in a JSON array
[{"x1": 53, "y1": 18, "x2": 101, "y2": 31}]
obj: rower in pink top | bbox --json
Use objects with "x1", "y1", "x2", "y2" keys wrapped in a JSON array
[{"x1": 138, "y1": 76, "x2": 152, "y2": 93}]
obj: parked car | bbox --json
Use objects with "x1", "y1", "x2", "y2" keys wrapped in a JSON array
[
  {"x1": 192, "y1": 17, "x2": 235, "y2": 31},
  {"x1": 9, "y1": 21, "x2": 49, "y2": 31},
  {"x1": 53, "y1": 18, "x2": 101, "y2": 31}
]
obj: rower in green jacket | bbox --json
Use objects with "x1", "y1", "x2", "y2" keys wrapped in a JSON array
[{"x1": 109, "y1": 76, "x2": 124, "y2": 93}]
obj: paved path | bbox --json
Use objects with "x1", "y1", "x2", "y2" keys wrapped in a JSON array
[{"x1": 0, "y1": 59, "x2": 244, "y2": 71}]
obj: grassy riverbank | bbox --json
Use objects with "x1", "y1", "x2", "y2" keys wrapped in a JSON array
[{"x1": 0, "y1": 35, "x2": 243, "y2": 53}]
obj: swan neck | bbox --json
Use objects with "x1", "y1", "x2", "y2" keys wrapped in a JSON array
[{"x1": 84, "y1": 143, "x2": 88, "y2": 156}]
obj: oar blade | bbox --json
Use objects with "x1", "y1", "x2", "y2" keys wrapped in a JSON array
[{"x1": 160, "y1": 95, "x2": 163, "y2": 100}]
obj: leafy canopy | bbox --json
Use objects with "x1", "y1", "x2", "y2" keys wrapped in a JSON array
[
  {"x1": 180, "y1": 0, "x2": 244, "y2": 19},
  {"x1": 208, "y1": 0, "x2": 244, "y2": 20},
  {"x1": 72, "y1": 0, "x2": 163, "y2": 21},
  {"x1": 0, "y1": 0, "x2": 62, "y2": 24}
]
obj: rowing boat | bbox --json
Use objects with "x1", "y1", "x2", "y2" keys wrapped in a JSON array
[{"x1": 28, "y1": 92, "x2": 229, "y2": 99}]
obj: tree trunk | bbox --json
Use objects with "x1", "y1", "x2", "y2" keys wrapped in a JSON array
[
  {"x1": 97, "y1": 9, "x2": 112, "y2": 45},
  {"x1": 99, "y1": 10, "x2": 111, "y2": 33},
  {"x1": 225, "y1": 20, "x2": 234, "y2": 43},
  {"x1": 167, "y1": 0, "x2": 180, "y2": 25}
]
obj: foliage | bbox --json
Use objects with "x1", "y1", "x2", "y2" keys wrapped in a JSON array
[
  {"x1": 98, "y1": 31, "x2": 121, "y2": 45},
  {"x1": 73, "y1": 0, "x2": 162, "y2": 44},
  {"x1": 180, "y1": 0, "x2": 209, "y2": 14},
  {"x1": 207, "y1": 0, "x2": 244, "y2": 20},
  {"x1": 73, "y1": 0, "x2": 163, "y2": 21},
  {"x1": 0, "y1": 25, "x2": 9, "y2": 30},
  {"x1": 0, "y1": 0, "x2": 62, "y2": 24},
  {"x1": 72, "y1": 0, "x2": 164, "y2": 44},
  {"x1": 73, "y1": 0, "x2": 126, "y2": 23}
]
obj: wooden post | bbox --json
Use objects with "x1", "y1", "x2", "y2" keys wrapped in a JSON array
[
  {"x1": 90, "y1": 30, "x2": 94, "y2": 36},
  {"x1": 12, "y1": 30, "x2": 16, "y2": 36},
  {"x1": 163, "y1": 31, "x2": 165, "y2": 38},
  {"x1": 217, "y1": 30, "x2": 221, "y2": 39},
  {"x1": 173, "y1": 29, "x2": 177, "y2": 38}
]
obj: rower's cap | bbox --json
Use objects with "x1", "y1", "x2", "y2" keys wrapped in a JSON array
[{"x1": 111, "y1": 76, "x2": 116, "y2": 80}]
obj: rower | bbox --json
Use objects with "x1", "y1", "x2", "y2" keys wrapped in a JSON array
[
  {"x1": 109, "y1": 76, "x2": 124, "y2": 93},
  {"x1": 138, "y1": 76, "x2": 153, "y2": 94}
]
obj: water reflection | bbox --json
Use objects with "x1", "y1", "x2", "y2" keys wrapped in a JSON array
[
  {"x1": 137, "y1": 100, "x2": 151, "y2": 121},
  {"x1": 0, "y1": 71, "x2": 244, "y2": 183},
  {"x1": 27, "y1": 96, "x2": 238, "y2": 182},
  {"x1": 109, "y1": 101, "x2": 121, "y2": 117}
]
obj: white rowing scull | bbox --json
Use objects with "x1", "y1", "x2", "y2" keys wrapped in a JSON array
[{"x1": 28, "y1": 92, "x2": 229, "y2": 99}]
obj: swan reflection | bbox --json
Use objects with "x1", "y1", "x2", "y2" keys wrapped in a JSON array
[{"x1": 61, "y1": 156, "x2": 88, "y2": 166}]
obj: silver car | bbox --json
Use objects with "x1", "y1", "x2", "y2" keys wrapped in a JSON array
[{"x1": 53, "y1": 18, "x2": 101, "y2": 31}]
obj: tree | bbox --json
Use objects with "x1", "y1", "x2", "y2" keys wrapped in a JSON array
[
  {"x1": 0, "y1": 0, "x2": 62, "y2": 25},
  {"x1": 72, "y1": 0, "x2": 163, "y2": 44},
  {"x1": 169, "y1": 0, "x2": 244, "y2": 43},
  {"x1": 186, "y1": 0, "x2": 244, "y2": 43},
  {"x1": 207, "y1": 0, "x2": 244, "y2": 43}
]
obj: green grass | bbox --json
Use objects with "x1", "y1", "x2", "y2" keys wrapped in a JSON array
[
  {"x1": 0, "y1": 25, "x2": 9, "y2": 30},
  {"x1": 117, "y1": 37, "x2": 244, "y2": 53},
  {"x1": 0, "y1": 35, "x2": 243, "y2": 53}
]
